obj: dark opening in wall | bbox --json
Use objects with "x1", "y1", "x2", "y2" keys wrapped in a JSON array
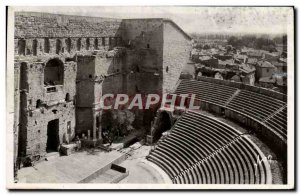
[
  {"x1": 18, "y1": 39, "x2": 26, "y2": 55},
  {"x1": 94, "y1": 38, "x2": 98, "y2": 50},
  {"x1": 102, "y1": 37, "x2": 105, "y2": 46},
  {"x1": 89, "y1": 74, "x2": 93, "y2": 79},
  {"x1": 65, "y1": 93, "x2": 70, "y2": 102},
  {"x1": 46, "y1": 119, "x2": 59, "y2": 152},
  {"x1": 66, "y1": 38, "x2": 71, "y2": 53},
  {"x1": 52, "y1": 109, "x2": 58, "y2": 114},
  {"x1": 44, "y1": 58, "x2": 64, "y2": 86},
  {"x1": 36, "y1": 99, "x2": 42, "y2": 108},
  {"x1": 135, "y1": 85, "x2": 140, "y2": 92},
  {"x1": 77, "y1": 38, "x2": 81, "y2": 51},
  {"x1": 67, "y1": 121, "x2": 71, "y2": 134},
  {"x1": 44, "y1": 38, "x2": 50, "y2": 53},
  {"x1": 56, "y1": 39, "x2": 62, "y2": 54},
  {"x1": 135, "y1": 64, "x2": 140, "y2": 73},
  {"x1": 166, "y1": 66, "x2": 169, "y2": 73},
  {"x1": 26, "y1": 48, "x2": 31, "y2": 55},
  {"x1": 147, "y1": 44, "x2": 150, "y2": 48},
  {"x1": 32, "y1": 39, "x2": 38, "y2": 56},
  {"x1": 46, "y1": 86, "x2": 57, "y2": 93},
  {"x1": 86, "y1": 38, "x2": 90, "y2": 50},
  {"x1": 20, "y1": 62, "x2": 28, "y2": 90},
  {"x1": 153, "y1": 111, "x2": 171, "y2": 142}
]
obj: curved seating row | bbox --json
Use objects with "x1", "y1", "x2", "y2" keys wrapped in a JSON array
[
  {"x1": 226, "y1": 90, "x2": 287, "y2": 140},
  {"x1": 147, "y1": 111, "x2": 272, "y2": 184},
  {"x1": 175, "y1": 79, "x2": 237, "y2": 106},
  {"x1": 227, "y1": 90, "x2": 286, "y2": 122},
  {"x1": 174, "y1": 79, "x2": 287, "y2": 144}
]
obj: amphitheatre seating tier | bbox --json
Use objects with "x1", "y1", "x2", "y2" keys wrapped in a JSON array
[
  {"x1": 147, "y1": 111, "x2": 272, "y2": 184},
  {"x1": 174, "y1": 79, "x2": 287, "y2": 144},
  {"x1": 175, "y1": 79, "x2": 238, "y2": 106}
]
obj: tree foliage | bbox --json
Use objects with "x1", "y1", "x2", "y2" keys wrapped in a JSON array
[{"x1": 227, "y1": 35, "x2": 282, "y2": 52}]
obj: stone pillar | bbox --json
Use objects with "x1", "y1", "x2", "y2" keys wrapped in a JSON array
[
  {"x1": 98, "y1": 110, "x2": 102, "y2": 140},
  {"x1": 87, "y1": 130, "x2": 91, "y2": 139},
  {"x1": 92, "y1": 108, "x2": 97, "y2": 141}
]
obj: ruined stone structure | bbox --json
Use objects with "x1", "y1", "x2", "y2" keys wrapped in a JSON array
[{"x1": 14, "y1": 12, "x2": 192, "y2": 162}]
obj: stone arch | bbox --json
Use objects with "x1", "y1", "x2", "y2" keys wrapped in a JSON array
[
  {"x1": 151, "y1": 111, "x2": 172, "y2": 142},
  {"x1": 44, "y1": 58, "x2": 64, "y2": 86}
]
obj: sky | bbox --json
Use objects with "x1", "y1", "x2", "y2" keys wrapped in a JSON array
[{"x1": 13, "y1": 6, "x2": 291, "y2": 35}]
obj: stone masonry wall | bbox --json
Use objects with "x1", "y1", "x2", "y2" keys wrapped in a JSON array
[
  {"x1": 15, "y1": 12, "x2": 123, "y2": 38},
  {"x1": 163, "y1": 21, "x2": 192, "y2": 93},
  {"x1": 14, "y1": 12, "x2": 123, "y2": 57},
  {"x1": 17, "y1": 59, "x2": 77, "y2": 157}
]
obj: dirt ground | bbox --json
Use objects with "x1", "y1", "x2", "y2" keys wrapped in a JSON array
[{"x1": 118, "y1": 145, "x2": 167, "y2": 184}]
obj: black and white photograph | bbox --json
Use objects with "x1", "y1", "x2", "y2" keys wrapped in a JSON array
[{"x1": 5, "y1": 5, "x2": 295, "y2": 190}]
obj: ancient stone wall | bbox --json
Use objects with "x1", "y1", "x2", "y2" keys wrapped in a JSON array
[
  {"x1": 13, "y1": 12, "x2": 193, "y2": 158},
  {"x1": 15, "y1": 12, "x2": 123, "y2": 38},
  {"x1": 163, "y1": 21, "x2": 192, "y2": 93},
  {"x1": 16, "y1": 58, "x2": 77, "y2": 157},
  {"x1": 14, "y1": 12, "x2": 123, "y2": 57}
]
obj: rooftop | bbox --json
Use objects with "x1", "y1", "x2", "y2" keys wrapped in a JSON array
[{"x1": 257, "y1": 60, "x2": 275, "y2": 68}]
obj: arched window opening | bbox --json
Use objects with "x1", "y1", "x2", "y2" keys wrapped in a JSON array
[{"x1": 44, "y1": 58, "x2": 64, "y2": 86}]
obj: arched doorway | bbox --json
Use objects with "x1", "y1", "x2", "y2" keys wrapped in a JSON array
[
  {"x1": 152, "y1": 111, "x2": 172, "y2": 142},
  {"x1": 46, "y1": 119, "x2": 60, "y2": 152}
]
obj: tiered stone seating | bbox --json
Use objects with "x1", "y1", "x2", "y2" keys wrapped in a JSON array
[
  {"x1": 227, "y1": 90, "x2": 287, "y2": 139},
  {"x1": 174, "y1": 79, "x2": 287, "y2": 144},
  {"x1": 264, "y1": 106, "x2": 287, "y2": 140},
  {"x1": 147, "y1": 111, "x2": 272, "y2": 184},
  {"x1": 175, "y1": 79, "x2": 238, "y2": 106},
  {"x1": 227, "y1": 90, "x2": 285, "y2": 121}
]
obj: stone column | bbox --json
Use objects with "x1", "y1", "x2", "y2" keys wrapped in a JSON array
[
  {"x1": 92, "y1": 108, "x2": 97, "y2": 141},
  {"x1": 98, "y1": 110, "x2": 102, "y2": 140}
]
